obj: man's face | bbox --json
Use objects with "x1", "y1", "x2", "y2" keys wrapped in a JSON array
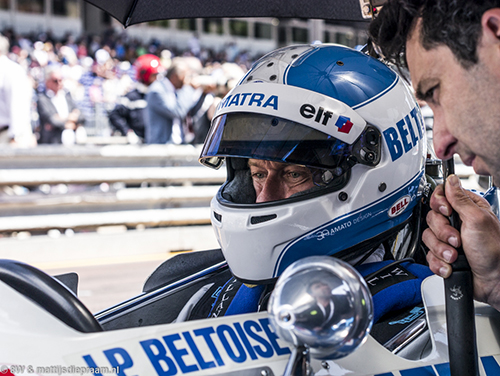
[
  {"x1": 309, "y1": 281, "x2": 331, "y2": 300},
  {"x1": 170, "y1": 70, "x2": 186, "y2": 90},
  {"x1": 406, "y1": 20, "x2": 500, "y2": 182},
  {"x1": 248, "y1": 159, "x2": 315, "y2": 203},
  {"x1": 147, "y1": 73, "x2": 158, "y2": 85},
  {"x1": 46, "y1": 73, "x2": 63, "y2": 94}
]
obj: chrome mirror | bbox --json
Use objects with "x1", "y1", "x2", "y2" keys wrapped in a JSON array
[{"x1": 268, "y1": 256, "x2": 373, "y2": 362}]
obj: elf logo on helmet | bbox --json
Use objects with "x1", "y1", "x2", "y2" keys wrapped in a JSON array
[
  {"x1": 299, "y1": 104, "x2": 353, "y2": 134},
  {"x1": 335, "y1": 115, "x2": 354, "y2": 134},
  {"x1": 389, "y1": 195, "x2": 411, "y2": 218},
  {"x1": 383, "y1": 107, "x2": 424, "y2": 162}
]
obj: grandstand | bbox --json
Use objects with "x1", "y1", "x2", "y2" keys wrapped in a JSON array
[{"x1": 0, "y1": 0, "x2": 369, "y2": 55}]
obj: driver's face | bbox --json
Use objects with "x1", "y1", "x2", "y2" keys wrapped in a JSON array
[
  {"x1": 310, "y1": 281, "x2": 331, "y2": 300},
  {"x1": 248, "y1": 159, "x2": 315, "y2": 203}
]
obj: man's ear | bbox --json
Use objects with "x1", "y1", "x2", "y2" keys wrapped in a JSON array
[{"x1": 482, "y1": 8, "x2": 500, "y2": 42}]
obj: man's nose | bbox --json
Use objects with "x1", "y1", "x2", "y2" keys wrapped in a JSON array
[
  {"x1": 432, "y1": 116, "x2": 457, "y2": 161},
  {"x1": 255, "y1": 174, "x2": 285, "y2": 203}
]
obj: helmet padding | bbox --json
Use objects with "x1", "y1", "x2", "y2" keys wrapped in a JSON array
[{"x1": 221, "y1": 158, "x2": 256, "y2": 204}]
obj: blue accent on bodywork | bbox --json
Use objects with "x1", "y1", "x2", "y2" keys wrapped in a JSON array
[
  {"x1": 284, "y1": 46, "x2": 398, "y2": 108},
  {"x1": 481, "y1": 356, "x2": 500, "y2": 374},
  {"x1": 434, "y1": 363, "x2": 451, "y2": 376},
  {"x1": 483, "y1": 186, "x2": 499, "y2": 219},
  {"x1": 273, "y1": 172, "x2": 423, "y2": 277},
  {"x1": 400, "y1": 367, "x2": 435, "y2": 376}
]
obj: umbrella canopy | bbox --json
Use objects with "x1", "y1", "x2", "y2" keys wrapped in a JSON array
[{"x1": 84, "y1": 0, "x2": 369, "y2": 28}]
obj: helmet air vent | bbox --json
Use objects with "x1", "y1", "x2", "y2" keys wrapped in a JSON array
[
  {"x1": 213, "y1": 211, "x2": 222, "y2": 222},
  {"x1": 250, "y1": 214, "x2": 277, "y2": 225}
]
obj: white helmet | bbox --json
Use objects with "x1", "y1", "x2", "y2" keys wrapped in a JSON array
[{"x1": 200, "y1": 44, "x2": 427, "y2": 284}]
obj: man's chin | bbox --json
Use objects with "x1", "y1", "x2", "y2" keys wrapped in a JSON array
[
  {"x1": 472, "y1": 158, "x2": 491, "y2": 177},
  {"x1": 472, "y1": 167, "x2": 491, "y2": 177}
]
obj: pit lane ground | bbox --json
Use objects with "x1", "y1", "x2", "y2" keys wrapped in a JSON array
[{"x1": 0, "y1": 225, "x2": 219, "y2": 313}]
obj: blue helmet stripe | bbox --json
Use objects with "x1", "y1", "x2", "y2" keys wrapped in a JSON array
[
  {"x1": 273, "y1": 171, "x2": 424, "y2": 277},
  {"x1": 352, "y1": 75, "x2": 399, "y2": 110}
]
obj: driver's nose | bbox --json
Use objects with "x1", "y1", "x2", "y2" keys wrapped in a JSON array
[{"x1": 256, "y1": 175, "x2": 285, "y2": 203}]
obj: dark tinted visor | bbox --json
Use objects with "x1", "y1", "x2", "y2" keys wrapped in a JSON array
[{"x1": 200, "y1": 113, "x2": 357, "y2": 170}]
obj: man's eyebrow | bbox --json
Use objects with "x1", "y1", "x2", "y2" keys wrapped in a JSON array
[
  {"x1": 414, "y1": 84, "x2": 426, "y2": 100},
  {"x1": 284, "y1": 165, "x2": 310, "y2": 171},
  {"x1": 414, "y1": 77, "x2": 438, "y2": 101}
]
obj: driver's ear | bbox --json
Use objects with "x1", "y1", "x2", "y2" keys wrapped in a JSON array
[{"x1": 481, "y1": 8, "x2": 500, "y2": 43}]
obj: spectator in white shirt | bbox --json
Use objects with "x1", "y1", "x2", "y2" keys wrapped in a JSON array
[{"x1": 0, "y1": 34, "x2": 36, "y2": 147}]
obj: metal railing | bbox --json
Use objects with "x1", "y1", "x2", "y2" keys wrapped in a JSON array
[{"x1": 0, "y1": 144, "x2": 224, "y2": 234}]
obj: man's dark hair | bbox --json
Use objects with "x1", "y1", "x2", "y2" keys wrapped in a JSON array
[{"x1": 369, "y1": 0, "x2": 500, "y2": 70}]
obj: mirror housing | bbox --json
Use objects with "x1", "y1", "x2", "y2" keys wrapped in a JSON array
[{"x1": 268, "y1": 256, "x2": 373, "y2": 360}]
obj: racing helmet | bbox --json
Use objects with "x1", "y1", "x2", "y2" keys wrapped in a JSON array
[
  {"x1": 199, "y1": 44, "x2": 427, "y2": 284},
  {"x1": 135, "y1": 54, "x2": 162, "y2": 84}
]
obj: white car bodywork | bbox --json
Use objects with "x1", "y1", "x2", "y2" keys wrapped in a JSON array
[{"x1": 1, "y1": 274, "x2": 500, "y2": 376}]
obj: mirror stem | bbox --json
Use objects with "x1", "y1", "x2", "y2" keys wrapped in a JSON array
[{"x1": 283, "y1": 345, "x2": 311, "y2": 376}]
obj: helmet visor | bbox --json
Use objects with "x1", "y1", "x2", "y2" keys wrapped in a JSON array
[
  {"x1": 200, "y1": 112, "x2": 380, "y2": 173},
  {"x1": 201, "y1": 112, "x2": 357, "y2": 170}
]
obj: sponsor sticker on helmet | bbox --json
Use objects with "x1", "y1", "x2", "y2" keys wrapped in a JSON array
[
  {"x1": 215, "y1": 82, "x2": 365, "y2": 144},
  {"x1": 335, "y1": 115, "x2": 354, "y2": 134},
  {"x1": 388, "y1": 195, "x2": 411, "y2": 217}
]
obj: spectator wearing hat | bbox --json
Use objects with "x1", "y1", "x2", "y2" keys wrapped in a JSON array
[{"x1": 108, "y1": 54, "x2": 161, "y2": 143}]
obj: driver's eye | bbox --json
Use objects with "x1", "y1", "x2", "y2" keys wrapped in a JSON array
[
  {"x1": 285, "y1": 170, "x2": 311, "y2": 183},
  {"x1": 251, "y1": 172, "x2": 266, "y2": 180}
]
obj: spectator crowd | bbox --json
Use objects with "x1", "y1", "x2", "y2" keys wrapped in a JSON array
[{"x1": 0, "y1": 27, "x2": 253, "y2": 147}]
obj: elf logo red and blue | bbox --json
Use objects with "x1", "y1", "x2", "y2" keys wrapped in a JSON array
[
  {"x1": 299, "y1": 104, "x2": 353, "y2": 134},
  {"x1": 335, "y1": 115, "x2": 354, "y2": 134}
]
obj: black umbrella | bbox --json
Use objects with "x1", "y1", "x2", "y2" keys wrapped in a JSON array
[{"x1": 84, "y1": 0, "x2": 369, "y2": 28}]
